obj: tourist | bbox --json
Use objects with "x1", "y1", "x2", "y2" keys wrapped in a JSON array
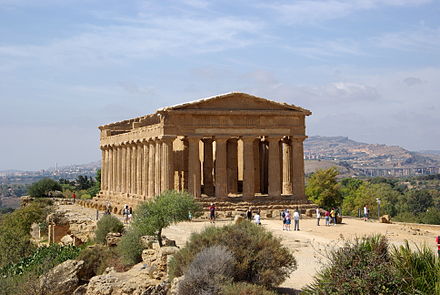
[
  {"x1": 282, "y1": 209, "x2": 287, "y2": 230},
  {"x1": 128, "y1": 207, "x2": 133, "y2": 223},
  {"x1": 123, "y1": 205, "x2": 130, "y2": 224},
  {"x1": 254, "y1": 211, "x2": 261, "y2": 225},
  {"x1": 364, "y1": 205, "x2": 369, "y2": 221},
  {"x1": 330, "y1": 208, "x2": 336, "y2": 226},
  {"x1": 325, "y1": 209, "x2": 330, "y2": 226},
  {"x1": 293, "y1": 209, "x2": 300, "y2": 231},
  {"x1": 209, "y1": 203, "x2": 216, "y2": 223},
  {"x1": 72, "y1": 192, "x2": 76, "y2": 203},
  {"x1": 188, "y1": 211, "x2": 192, "y2": 221},
  {"x1": 285, "y1": 209, "x2": 291, "y2": 231},
  {"x1": 316, "y1": 207, "x2": 321, "y2": 226},
  {"x1": 246, "y1": 207, "x2": 252, "y2": 221},
  {"x1": 105, "y1": 202, "x2": 111, "y2": 215},
  {"x1": 436, "y1": 235, "x2": 440, "y2": 257}
]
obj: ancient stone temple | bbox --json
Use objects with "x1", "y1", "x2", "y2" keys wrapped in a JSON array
[{"x1": 96, "y1": 92, "x2": 311, "y2": 211}]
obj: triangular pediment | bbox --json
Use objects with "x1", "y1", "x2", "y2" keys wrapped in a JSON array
[{"x1": 160, "y1": 92, "x2": 311, "y2": 115}]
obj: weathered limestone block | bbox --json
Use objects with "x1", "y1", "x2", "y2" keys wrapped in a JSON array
[
  {"x1": 39, "y1": 260, "x2": 84, "y2": 295},
  {"x1": 106, "y1": 232, "x2": 122, "y2": 247},
  {"x1": 380, "y1": 215, "x2": 391, "y2": 223},
  {"x1": 234, "y1": 215, "x2": 244, "y2": 224},
  {"x1": 305, "y1": 209, "x2": 313, "y2": 217}
]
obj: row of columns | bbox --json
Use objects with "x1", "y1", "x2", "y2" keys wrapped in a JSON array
[
  {"x1": 186, "y1": 135, "x2": 305, "y2": 199},
  {"x1": 101, "y1": 136, "x2": 176, "y2": 198}
]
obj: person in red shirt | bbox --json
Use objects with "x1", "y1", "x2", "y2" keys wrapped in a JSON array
[
  {"x1": 72, "y1": 193, "x2": 76, "y2": 203},
  {"x1": 436, "y1": 236, "x2": 440, "y2": 257},
  {"x1": 209, "y1": 203, "x2": 216, "y2": 223}
]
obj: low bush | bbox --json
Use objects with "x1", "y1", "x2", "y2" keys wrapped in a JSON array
[
  {"x1": 169, "y1": 221, "x2": 296, "y2": 288},
  {"x1": 178, "y1": 246, "x2": 235, "y2": 295},
  {"x1": 95, "y1": 214, "x2": 124, "y2": 244},
  {"x1": 302, "y1": 235, "x2": 400, "y2": 295},
  {"x1": 77, "y1": 245, "x2": 127, "y2": 280},
  {"x1": 419, "y1": 207, "x2": 440, "y2": 225},
  {"x1": 80, "y1": 193, "x2": 92, "y2": 200},
  {"x1": 28, "y1": 178, "x2": 62, "y2": 198},
  {"x1": 391, "y1": 242, "x2": 440, "y2": 294},
  {"x1": 117, "y1": 228, "x2": 143, "y2": 265},
  {"x1": 221, "y1": 282, "x2": 278, "y2": 295},
  {"x1": 393, "y1": 212, "x2": 420, "y2": 223}
]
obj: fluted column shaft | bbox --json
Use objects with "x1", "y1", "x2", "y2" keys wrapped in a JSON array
[
  {"x1": 215, "y1": 137, "x2": 228, "y2": 198},
  {"x1": 142, "y1": 142, "x2": 149, "y2": 198},
  {"x1": 242, "y1": 136, "x2": 255, "y2": 198},
  {"x1": 161, "y1": 136, "x2": 176, "y2": 192},
  {"x1": 148, "y1": 140, "x2": 155, "y2": 197},
  {"x1": 268, "y1": 137, "x2": 282, "y2": 197},
  {"x1": 202, "y1": 138, "x2": 214, "y2": 196},
  {"x1": 292, "y1": 137, "x2": 306, "y2": 199},
  {"x1": 155, "y1": 139, "x2": 162, "y2": 195},
  {"x1": 136, "y1": 143, "x2": 143, "y2": 195},
  {"x1": 107, "y1": 147, "x2": 113, "y2": 192},
  {"x1": 121, "y1": 145, "x2": 127, "y2": 193},
  {"x1": 101, "y1": 147, "x2": 107, "y2": 191},
  {"x1": 187, "y1": 136, "x2": 201, "y2": 198},
  {"x1": 126, "y1": 144, "x2": 132, "y2": 195},
  {"x1": 227, "y1": 139, "x2": 238, "y2": 194},
  {"x1": 282, "y1": 139, "x2": 293, "y2": 195},
  {"x1": 131, "y1": 144, "x2": 137, "y2": 195}
]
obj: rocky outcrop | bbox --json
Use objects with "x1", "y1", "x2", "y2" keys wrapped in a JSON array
[
  {"x1": 39, "y1": 260, "x2": 85, "y2": 295},
  {"x1": 380, "y1": 215, "x2": 391, "y2": 223},
  {"x1": 106, "y1": 232, "x2": 122, "y2": 247}
]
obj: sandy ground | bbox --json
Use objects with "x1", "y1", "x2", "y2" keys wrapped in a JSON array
[{"x1": 59, "y1": 204, "x2": 440, "y2": 293}]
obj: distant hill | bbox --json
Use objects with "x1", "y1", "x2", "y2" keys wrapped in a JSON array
[{"x1": 304, "y1": 136, "x2": 440, "y2": 177}]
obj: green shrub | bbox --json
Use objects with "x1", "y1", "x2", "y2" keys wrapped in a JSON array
[
  {"x1": 0, "y1": 201, "x2": 52, "y2": 267},
  {"x1": 393, "y1": 212, "x2": 421, "y2": 223},
  {"x1": 80, "y1": 193, "x2": 92, "y2": 200},
  {"x1": 27, "y1": 178, "x2": 62, "y2": 198},
  {"x1": 95, "y1": 214, "x2": 124, "y2": 244},
  {"x1": 221, "y1": 282, "x2": 278, "y2": 295},
  {"x1": 178, "y1": 246, "x2": 235, "y2": 295},
  {"x1": 77, "y1": 245, "x2": 127, "y2": 280},
  {"x1": 391, "y1": 242, "x2": 440, "y2": 294},
  {"x1": 419, "y1": 207, "x2": 440, "y2": 225},
  {"x1": 117, "y1": 228, "x2": 143, "y2": 265},
  {"x1": 302, "y1": 235, "x2": 400, "y2": 295},
  {"x1": 169, "y1": 221, "x2": 296, "y2": 288}
]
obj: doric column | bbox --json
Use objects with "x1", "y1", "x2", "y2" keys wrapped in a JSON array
[
  {"x1": 112, "y1": 146, "x2": 117, "y2": 192},
  {"x1": 187, "y1": 136, "x2": 201, "y2": 198},
  {"x1": 126, "y1": 143, "x2": 132, "y2": 195},
  {"x1": 292, "y1": 136, "x2": 306, "y2": 199},
  {"x1": 161, "y1": 136, "x2": 176, "y2": 192},
  {"x1": 268, "y1": 136, "x2": 282, "y2": 198},
  {"x1": 215, "y1": 136, "x2": 228, "y2": 198},
  {"x1": 121, "y1": 144, "x2": 127, "y2": 193},
  {"x1": 115, "y1": 145, "x2": 120, "y2": 192},
  {"x1": 253, "y1": 138, "x2": 261, "y2": 194},
  {"x1": 202, "y1": 138, "x2": 214, "y2": 196},
  {"x1": 100, "y1": 147, "x2": 107, "y2": 191},
  {"x1": 242, "y1": 136, "x2": 255, "y2": 198},
  {"x1": 282, "y1": 138, "x2": 293, "y2": 195},
  {"x1": 131, "y1": 143, "x2": 137, "y2": 195},
  {"x1": 142, "y1": 141, "x2": 149, "y2": 198},
  {"x1": 227, "y1": 138, "x2": 238, "y2": 194},
  {"x1": 148, "y1": 139, "x2": 155, "y2": 197},
  {"x1": 155, "y1": 139, "x2": 162, "y2": 195},
  {"x1": 136, "y1": 143, "x2": 143, "y2": 195},
  {"x1": 107, "y1": 146, "x2": 113, "y2": 192}
]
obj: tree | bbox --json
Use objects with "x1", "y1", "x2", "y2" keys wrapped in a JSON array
[
  {"x1": 132, "y1": 190, "x2": 202, "y2": 246},
  {"x1": 306, "y1": 167, "x2": 342, "y2": 209},
  {"x1": 27, "y1": 178, "x2": 62, "y2": 198},
  {"x1": 75, "y1": 175, "x2": 94, "y2": 190},
  {"x1": 87, "y1": 169, "x2": 101, "y2": 197}
]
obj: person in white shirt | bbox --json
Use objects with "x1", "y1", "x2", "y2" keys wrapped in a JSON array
[
  {"x1": 293, "y1": 209, "x2": 300, "y2": 231},
  {"x1": 254, "y1": 212, "x2": 261, "y2": 225},
  {"x1": 316, "y1": 207, "x2": 321, "y2": 226}
]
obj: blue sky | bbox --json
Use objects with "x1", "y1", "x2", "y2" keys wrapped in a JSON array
[{"x1": 1, "y1": 0, "x2": 439, "y2": 170}]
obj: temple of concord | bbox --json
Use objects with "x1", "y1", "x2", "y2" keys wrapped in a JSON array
[{"x1": 94, "y1": 92, "x2": 312, "y2": 212}]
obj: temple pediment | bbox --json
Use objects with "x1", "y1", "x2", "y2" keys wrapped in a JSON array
[{"x1": 161, "y1": 92, "x2": 311, "y2": 115}]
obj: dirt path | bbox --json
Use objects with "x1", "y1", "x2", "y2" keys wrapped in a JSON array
[{"x1": 59, "y1": 204, "x2": 440, "y2": 291}]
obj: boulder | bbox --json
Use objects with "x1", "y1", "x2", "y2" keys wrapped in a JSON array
[
  {"x1": 105, "y1": 232, "x2": 122, "y2": 247},
  {"x1": 39, "y1": 260, "x2": 84, "y2": 295},
  {"x1": 60, "y1": 234, "x2": 75, "y2": 246},
  {"x1": 305, "y1": 209, "x2": 313, "y2": 217},
  {"x1": 336, "y1": 216, "x2": 343, "y2": 224},
  {"x1": 380, "y1": 215, "x2": 391, "y2": 223}
]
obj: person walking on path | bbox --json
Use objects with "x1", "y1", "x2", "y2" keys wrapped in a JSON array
[
  {"x1": 246, "y1": 207, "x2": 252, "y2": 221},
  {"x1": 436, "y1": 235, "x2": 440, "y2": 257},
  {"x1": 364, "y1": 205, "x2": 369, "y2": 221},
  {"x1": 282, "y1": 209, "x2": 287, "y2": 230},
  {"x1": 284, "y1": 209, "x2": 291, "y2": 231},
  {"x1": 72, "y1": 193, "x2": 76, "y2": 203},
  {"x1": 209, "y1": 203, "x2": 216, "y2": 223},
  {"x1": 330, "y1": 208, "x2": 337, "y2": 226},
  {"x1": 123, "y1": 205, "x2": 130, "y2": 224},
  {"x1": 293, "y1": 209, "x2": 300, "y2": 231},
  {"x1": 254, "y1": 211, "x2": 261, "y2": 225},
  {"x1": 316, "y1": 207, "x2": 321, "y2": 226},
  {"x1": 325, "y1": 210, "x2": 330, "y2": 226}
]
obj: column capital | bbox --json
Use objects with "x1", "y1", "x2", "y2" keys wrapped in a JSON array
[
  {"x1": 201, "y1": 137, "x2": 213, "y2": 144},
  {"x1": 214, "y1": 135, "x2": 229, "y2": 143},
  {"x1": 292, "y1": 136, "x2": 307, "y2": 143},
  {"x1": 241, "y1": 135, "x2": 256, "y2": 143},
  {"x1": 266, "y1": 136, "x2": 283, "y2": 143},
  {"x1": 186, "y1": 135, "x2": 201, "y2": 143},
  {"x1": 160, "y1": 135, "x2": 177, "y2": 143}
]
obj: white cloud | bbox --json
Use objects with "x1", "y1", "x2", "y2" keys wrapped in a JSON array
[{"x1": 374, "y1": 27, "x2": 440, "y2": 52}]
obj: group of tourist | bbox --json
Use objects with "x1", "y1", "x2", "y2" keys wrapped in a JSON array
[
  {"x1": 281, "y1": 208, "x2": 301, "y2": 231},
  {"x1": 246, "y1": 207, "x2": 261, "y2": 225},
  {"x1": 315, "y1": 207, "x2": 338, "y2": 226}
]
